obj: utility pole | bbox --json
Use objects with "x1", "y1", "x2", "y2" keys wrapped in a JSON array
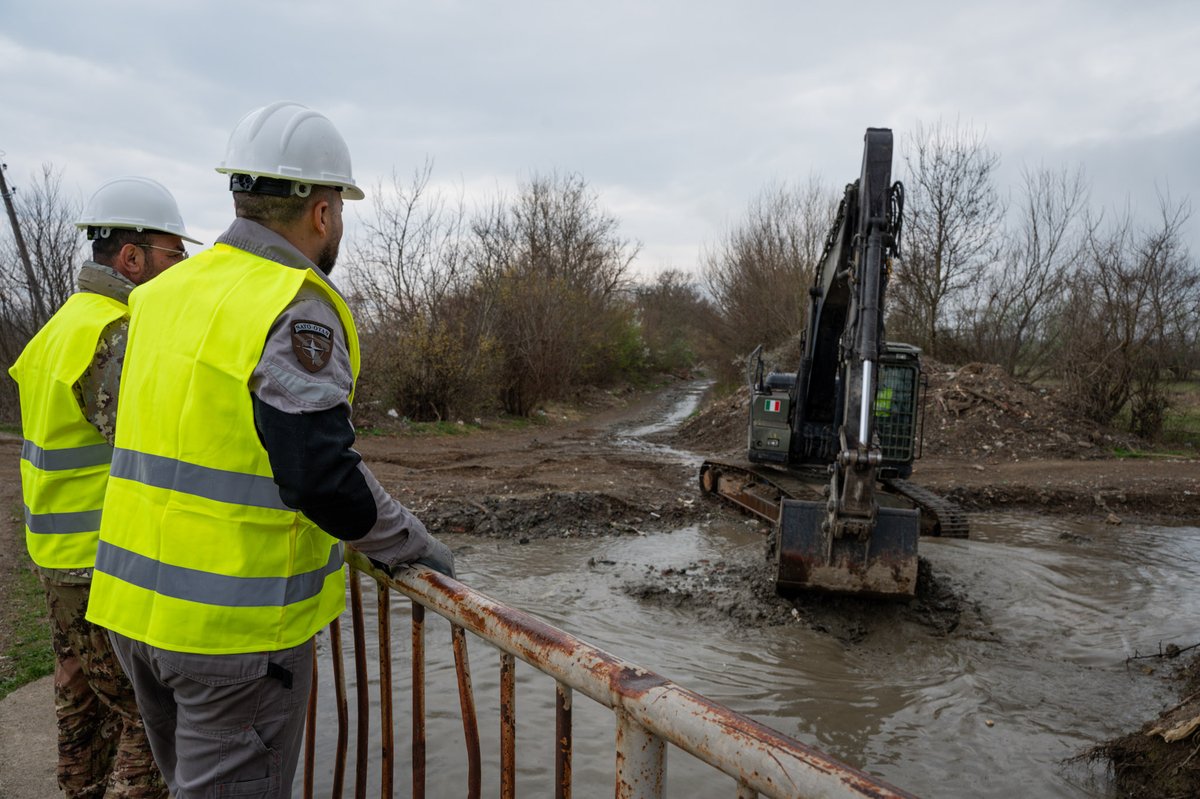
[{"x1": 0, "y1": 156, "x2": 48, "y2": 323}]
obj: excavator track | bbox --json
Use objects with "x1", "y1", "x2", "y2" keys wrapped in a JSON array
[
  {"x1": 701, "y1": 460, "x2": 970, "y2": 539},
  {"x1": 699, "y1": 459, "x2": 823, "y2": 524},
  {"x1": 881, "y1": 478, "x2": 970, "y2": 538}
]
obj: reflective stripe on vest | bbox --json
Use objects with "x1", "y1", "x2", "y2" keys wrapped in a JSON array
[
  {"x1": 87, "y1": 244, "x2": 360, "y2": 654},
  {"x1": 25, "y1": 507, "x2": 103, "y2": 535},
  {"x1": 109, "y1": 449, "x2": 292, "y2": 511},
  {"x1": 95, "y1": 539, "x2": 344, "y2": 608},
  {"x1": 21, "y1": 440, "x2": 113, "y2": 471},
  {"x1": 8, "y1": 292, "x2": 125, "y2": 569}
]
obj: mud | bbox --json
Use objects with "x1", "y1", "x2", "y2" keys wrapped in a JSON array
[
  {"x1": 421, "y1": 490, "x2": 702, "y2": 541},
  {"x1": 623, "y1": 554, "x2": 974, "y2": 644}
]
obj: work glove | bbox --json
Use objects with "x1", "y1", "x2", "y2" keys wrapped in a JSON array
[
  {"x1": 366, "y1": 538, "x2": 456, "y2": 579},
  {"x1": 414, "y1": 538, "x2": 456, "y2": 579}
]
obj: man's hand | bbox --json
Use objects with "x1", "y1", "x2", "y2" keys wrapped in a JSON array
[
  {"x1": 414, "y1": 538, "x2": 455, "y2": 579},
  {"x1": 365, "y1": 538, "x2": 455, "y2": 579}
]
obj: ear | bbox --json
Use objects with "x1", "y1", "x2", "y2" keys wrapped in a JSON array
[
  {"x1": 115, "y1": 243, "x2": 147, "y2": 283},
  {"x1": 311, "y1": 198, "x2": 331, "y2": 237}
]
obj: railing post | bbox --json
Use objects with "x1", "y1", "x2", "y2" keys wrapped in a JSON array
[
  {"x1": 377, "y1": 583, "x2": 394, "y2": 798},
  {"x1": 556, "y1": 682, "x2": 572, "y2": 799},
  {"x1": 452, "y1": 625, "x2": 482, "y2": 799},
  {"x1": 330, "y1": 617, "x2": 349, "y2": 797},
  {"x1": 349, "y1": 571, "x2": 369, "y2": 799},
  {"x1": 412, "y1": 604, "x2": 426, "y2": 799},
  {"x1": 500, "y1": 654, "x2": 516, "y2": 799},
  {"x1": 615, "y1": 710, "x2": 665, "y2": 799}
]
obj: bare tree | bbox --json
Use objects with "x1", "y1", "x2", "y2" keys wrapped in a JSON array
[
  {"x1": 342, "y1": 161, "x2": 497, "y2": 421},
  {"x1": 702, "y1": 177, "x2": 837, "y2": 382},
  {"x1": 954, "y1": 164, "x2": 1089, "y2": 377},
  {"x1": 470, "y1": 172, "x2": 639, "y2": 415},
  {"x1": 892, "y1": 120, "x2": 1005, "y2": 356},
  {"x1": 0, "y1": 164, "x2": 82, "y2": 352},
  {"x1": 346, "y1": 160, "x2": 472, "y2": 333},
  {"x1": 0, "y1": 164, "x2": 83, "y2": 421},
  {"x1": 1056, "y1": 195, "x2": 1198, "y2": 437}
]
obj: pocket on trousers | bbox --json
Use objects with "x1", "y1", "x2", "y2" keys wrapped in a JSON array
[
  {"x1": 155, "y1": 649, "x2": 268, "y2": 688},
  {"x1": 214, "y1": 718, "x2": 282, "y2": 797},
  {"x1": 216, "y1": 774, "x2": 279, "y2": 796}
]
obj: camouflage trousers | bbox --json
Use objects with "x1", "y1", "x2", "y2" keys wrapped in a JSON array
[{"x1": 39, "y1": 572, "x2": 169, "y2": 799}]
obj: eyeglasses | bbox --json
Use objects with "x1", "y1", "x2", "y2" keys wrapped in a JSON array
[{"x1": 137, "y1": 243, "x2": 189, "y2": 260}]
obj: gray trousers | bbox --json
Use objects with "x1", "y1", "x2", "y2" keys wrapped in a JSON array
[{"x1": 109, "y1": 632, "x2": 313, "y2": 799}]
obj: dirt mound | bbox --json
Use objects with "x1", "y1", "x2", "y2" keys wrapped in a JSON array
[
  {"x1": 673, "y1": 359, "x2": 1140, "y2": 462},
  {"x1": 921, "y1": 360, "x2": 1139, "y2": 461},
  {"x1": 673, "y1": 388, "x2": 747, "y2": 456}
]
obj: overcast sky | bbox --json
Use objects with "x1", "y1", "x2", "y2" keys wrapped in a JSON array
[{"x1": 3, "y1": 0, "x2": 1198, "y2": 277}]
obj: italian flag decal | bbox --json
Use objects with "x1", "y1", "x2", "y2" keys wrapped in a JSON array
[{"x1": 764, "y1": 399, "x2": 781, "y2": 413}]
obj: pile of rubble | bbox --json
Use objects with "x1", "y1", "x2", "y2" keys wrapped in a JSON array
[
  {"x1": 919, "y1": 360, "x2": 1138, "y2": 461},
  {"x1": 674, "y1": 358, "x2": 1139, "y2": 462}
]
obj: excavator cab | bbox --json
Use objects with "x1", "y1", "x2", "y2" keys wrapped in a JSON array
[
  {"x1": 873, "y1": 343, "x2": 921, "y2": 479},
  {"x1": 750, "y1": 342, "x2": 921, "y2": 474}
]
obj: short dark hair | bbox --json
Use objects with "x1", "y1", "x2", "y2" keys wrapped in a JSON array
[
  {"x1": 233, "y1": 185, "x2": 340, "y2": 229},
  {"x1": 233, "y1": 192, "x2": 310, "y2": 228},
  {"x1": 92, "y1": 228, "x2": 150, "y2": 264}
]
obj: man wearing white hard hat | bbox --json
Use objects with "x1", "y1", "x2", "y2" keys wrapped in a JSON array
[
  {"x1": 8, "y1": 176, "x2": 198, "y2": 798},
  {"x1": 87, "y1": 102, "x2": 455, "y2": 797}
]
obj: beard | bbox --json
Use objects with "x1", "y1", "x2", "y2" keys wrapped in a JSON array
[{"x1": 316, "y1": 238, "x2": 340, "y2": 275}]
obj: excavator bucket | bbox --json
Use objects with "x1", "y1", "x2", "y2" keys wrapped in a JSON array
[{"x1": 776, "y1": 499, "x2": 919, "y2": 598}]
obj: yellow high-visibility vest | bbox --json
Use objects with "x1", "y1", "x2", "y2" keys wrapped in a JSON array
[
  {"x1": 86, "y1": 243, "x2": 360, "y2": 654},
  {"x1": 8, "y1": 292, "x2": 126, "y2": 569},
  {"x1": 874, "y1": 385, "x2": 895, "y2": 417}
]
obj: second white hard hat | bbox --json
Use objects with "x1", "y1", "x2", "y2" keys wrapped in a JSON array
[
  {"x1": 76, "y1": 176, "x2": 202, "y2": 244},
  {"x1": 215, "y1": 101, "x2": 365, "y2": 201}
]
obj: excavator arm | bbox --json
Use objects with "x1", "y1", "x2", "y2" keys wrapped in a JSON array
[{"x1": 823, "y1": 128, "x2": 903, "y2": 539}]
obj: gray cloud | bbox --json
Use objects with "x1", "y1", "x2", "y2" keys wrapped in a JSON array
[{"x1": 2, "y1": 0, "x2": 1196, "y2": 271}]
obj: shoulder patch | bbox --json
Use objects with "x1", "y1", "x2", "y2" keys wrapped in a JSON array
[{"x1": 291, "y1": 319, "x2": 334, "y2": 373}]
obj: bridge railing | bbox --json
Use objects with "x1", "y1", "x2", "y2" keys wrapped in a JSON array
[{"x1": 299, "y1": 550, "x2": 917, "y2": 799}]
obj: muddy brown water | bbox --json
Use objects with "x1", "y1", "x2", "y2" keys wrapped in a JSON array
[{"x1": 303, "y1": 390, "x2": 1196, "y2": 798}]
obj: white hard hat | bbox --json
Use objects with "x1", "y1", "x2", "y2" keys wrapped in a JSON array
[
  {"x1": 76, "y1": 176, "x2": 202, "y2": 244},
  {"x1": 215, "y1": 101, "x2": 365, "y2": 201}
]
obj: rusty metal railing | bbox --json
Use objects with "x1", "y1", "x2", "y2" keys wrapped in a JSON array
[{"x1": 299, "y1": 550, "x2": 917, "y2": 799}]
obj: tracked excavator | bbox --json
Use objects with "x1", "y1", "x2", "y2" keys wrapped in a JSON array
[{"x1": 699, "y1": 127, "x2": 968, "y2": 599}]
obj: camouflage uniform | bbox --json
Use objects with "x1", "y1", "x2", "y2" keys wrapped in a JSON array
[{"x1": 37, "y1": 262, "x2": 167, "y2": 799}]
